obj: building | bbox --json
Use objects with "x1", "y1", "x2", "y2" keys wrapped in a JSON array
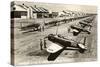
[
  {"x1": 30, "y1": 5, "x2": 49, "y2": 18},
  {"x1": 11, "y1": 3, "x2": 49, "y2": 19},
  {"x1": 11, "y1": 3, "x2": 28, "y2": 19}
]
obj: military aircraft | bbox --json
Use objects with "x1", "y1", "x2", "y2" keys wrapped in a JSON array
[
  {"x1": 21, "y1": 23, "x2": 40, "y2": 31},
  {"x1": 83, "y1": 18, "x2": 93, "y2": 23},
  {"x1": 79, "y1": 21, "x2": 92, "y2": 28},
  {"x1": 46, "y1": 34, "x2": 87, "y2": 61},
  {"x1": 70, "y1": 25, "x2": 91, "y2": 36}
]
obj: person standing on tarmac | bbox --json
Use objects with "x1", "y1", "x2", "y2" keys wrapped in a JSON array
[
  {"x1": 44, "y1": 39, "x2": 47, "y2": 48},
  {"x1": 40, "y1": 39, "x2": 43, "y2": 50},
  {"x1": 40, "y1": 19, "x2": 45, "y2": 32}
]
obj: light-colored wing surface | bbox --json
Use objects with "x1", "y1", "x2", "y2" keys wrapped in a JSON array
[{"x1": 47, "y1": 43, "x2": 63, "y2": 53}]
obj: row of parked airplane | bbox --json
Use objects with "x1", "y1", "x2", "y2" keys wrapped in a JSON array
[
  {"x1": 20, "y1": 15, "x2": 94, "y2": 32},
  {"x1": 45, "y1": 15, "x2": 96, "y2": 61},
  {"x1": 69, "y1": 15, "x2": 95, "y2": 36}
]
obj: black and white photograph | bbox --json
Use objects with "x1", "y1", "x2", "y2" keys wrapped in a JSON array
[{"x1": 11, "y1": 1, "x2": 97, "y2": 65}]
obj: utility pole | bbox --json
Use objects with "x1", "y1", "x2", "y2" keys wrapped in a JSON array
[{"x1": 56, "y1": 22, "x2": 59, "y2": 35}]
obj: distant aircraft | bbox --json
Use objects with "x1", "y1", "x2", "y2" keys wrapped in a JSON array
[
  {"x1": 79, "y1": 21, "x2": 92, "y2": 28},
  {"x1": 83, "y1": 18, "x2": 93, "y2": 23},
  {"x1": 70, "y1": 25, "x2": 91, "y2": 36},
  {"x1": 46, "y1": 34, "x2": 87, "y2": 61},
  {"x1": 21, "y1": 23, "x2": 40, "y2": 31}
]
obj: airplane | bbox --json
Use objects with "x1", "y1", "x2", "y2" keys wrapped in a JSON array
[
  {"x1": 79, "y1": 21, "x2": 92, "y2": 28},
  {"x1": 21, "y1": 23, "x2": 40, "y2": 31},
  {"x1": 83, "y1": 18, "x2": 93, "y2": 23},
  {"x1": 45, "y1": 34, "x2": 87, "y2": 61},
  {"x1": 70, "y1": 25, "x2": 91, "y2": 36}
]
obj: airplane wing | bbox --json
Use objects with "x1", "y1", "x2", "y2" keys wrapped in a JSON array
[
  {"x1": 47, "y1": 43, "x2": 65, "y2": 61},
  {"x1": 48, "y1": 48, "x2": 65, "y2": 61},
  {"x1": 71, "y1": 25, "x2": 81, "y2": 31},
  {"x1": 79, "y1": 22, "x2": 92, "y2": 27},
  {"x1": 82, "y1": 28, "x2": 91, "y2": 34},
  {"x1": 47, "y1": 43, "x2": 63, "y2": 53},
  {"x1": 71, "y1": 25, "x2": 91, "y2": 34},
  {"x1": 71, "y1": 29, "x2": 79, "y2": 33},
  {"x1": 83, "y1": 20, "x2": 91, "y2": 23}
]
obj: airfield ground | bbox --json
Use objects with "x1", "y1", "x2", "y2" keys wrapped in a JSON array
[{"x1": 11, "y1": 16, "x2": 97, "y2": 65}]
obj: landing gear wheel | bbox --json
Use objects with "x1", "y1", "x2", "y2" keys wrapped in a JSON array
[{"x1": 79, "y1": 49, "x2": 85, "y2": 53}]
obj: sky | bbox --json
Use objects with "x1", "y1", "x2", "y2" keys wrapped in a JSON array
[{"x1": 13, "y1": 1, "x2": 97, "y2": 14}]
